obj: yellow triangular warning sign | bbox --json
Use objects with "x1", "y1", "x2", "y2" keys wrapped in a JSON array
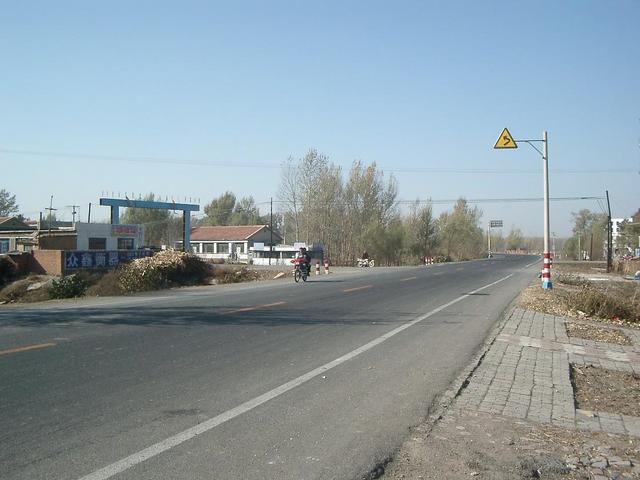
[{"x1": 494, "y1": 128, "x2": 517, "y2": 149}]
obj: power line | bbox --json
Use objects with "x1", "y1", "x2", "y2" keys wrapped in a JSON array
[
  {"x1": 261, "y1": 196, "x2": 603, "y2": 207},
  {"x1": 1, "y1": 147, "x2": 635, "y2": 175}
]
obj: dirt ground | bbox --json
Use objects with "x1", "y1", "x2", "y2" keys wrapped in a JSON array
[
  {"x1": 0, "y1": 265, "x2": 292, "y2": 304},
  {"x1": 383, "y1": 409, "x2": 640, "y2": 479},
  {"x1": 572, "y1": 365, "x2": 640, "y2": 418}
]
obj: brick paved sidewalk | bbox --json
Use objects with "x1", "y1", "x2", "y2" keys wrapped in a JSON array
[{"x1": 456, "y1": 308, "x2": 640, "y2": 436}]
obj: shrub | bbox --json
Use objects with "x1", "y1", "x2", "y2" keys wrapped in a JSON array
[
  {"x1": 118, "y1": 250, "x2": 211, "y2": 292},
  {"x1": 49, "y1": 274, "x2": 88, "y2": 299}
]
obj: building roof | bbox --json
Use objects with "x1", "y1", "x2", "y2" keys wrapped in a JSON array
[
  {"x1": 0, "y1": 216, "x2": 34, "y2": 231},
  {"x1": 190, "y1": 225, "x2": 282, "y2": 242}
]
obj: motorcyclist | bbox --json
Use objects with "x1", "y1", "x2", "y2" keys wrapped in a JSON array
[{"x1": 296, "y1": 247, "x2": 311, "y2": 275}]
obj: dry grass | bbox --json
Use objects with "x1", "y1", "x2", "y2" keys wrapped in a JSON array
[
  {"x1": 0, "y1": 275, "x2": 53, "y2": 303},
  {"x1": 519, "y1": 263, "x2": 640, "y2": 325},
  {"x1": 565, "y1": 321, "x2": 632, "y2": 345}
]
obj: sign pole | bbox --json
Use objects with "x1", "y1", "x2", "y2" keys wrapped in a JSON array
[
  {"x1": 494, "y1": 127, "x2": 551, "y2": 289},
  {"x1": 542, "y1": 130, "x2": 552, "y2": 289},
  {"x1": 488, "y1": 222, "x2": 491, "y2": 257}
]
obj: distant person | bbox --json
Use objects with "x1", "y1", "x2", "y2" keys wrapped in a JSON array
[{"x1": 297, "y1": 247, "x2": 311, "y2": 274}]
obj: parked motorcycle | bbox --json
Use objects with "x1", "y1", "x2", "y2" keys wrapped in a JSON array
[
  {"x1": 356, "y1": 258, "x2": 375, "y2": 267},
  {"x1": 291, "y1": 257, "x2": 310, "y2": 282}
]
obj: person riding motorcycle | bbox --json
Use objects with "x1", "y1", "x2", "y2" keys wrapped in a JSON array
[{"x1": 296, "y1": 247, "x2": 311, "y2": 275}]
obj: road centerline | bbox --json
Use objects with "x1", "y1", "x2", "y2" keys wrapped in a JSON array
[
  {"x1": 0, "y1": 342, "x2": 56, "y2": 356},
  {"x1": 399, "y1": 277, "x2": 417, "y2": 282},
  {"x1": 222, "y1": 301, "x2": 286, "y2": 315},
  {"x1": 342, "y1": 285, "x2": 373, "y2": 293},
  {"x1": 75, "y1": 272, "x2": 514, "y2": 480}
]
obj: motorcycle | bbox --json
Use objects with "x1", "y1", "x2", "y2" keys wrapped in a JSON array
[
  {"x1": 356, "y1": 258, "x2": 375, "y2": 267},
  {"x1": 291, "y1": 257, "x2": 310, "y2": 282}
]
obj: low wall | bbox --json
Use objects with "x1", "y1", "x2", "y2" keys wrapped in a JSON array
[{"x1": 31, "y1": 250, "x2": 64, "y2": 276}]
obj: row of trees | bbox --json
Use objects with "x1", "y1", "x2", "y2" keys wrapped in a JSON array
[
  {"x1": 563, "y1": 209, "x2": 609, "y2": 260},
  {"x1": 277, "y1": 150, "x2": 488, "y2": 265}
]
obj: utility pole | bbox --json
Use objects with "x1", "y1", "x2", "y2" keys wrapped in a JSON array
[
  {"x1": 487, "y1": 222, "x2": 491, "y2": 257},
  {"x1": 606, "y1": 190, "x2": 612, "y2": 272},
  {"x1": 269, "y1": 197, "x2": 273, "y2": 266},
  {"x1": 578, "y1": 235, "x2": 581, "y2": 261},
  {"x1": 68, "y1": 205, "x2": 80, "y2": 224},
  {"x1": 45, "y1": 195, "x2": 57, "y2": 237}
]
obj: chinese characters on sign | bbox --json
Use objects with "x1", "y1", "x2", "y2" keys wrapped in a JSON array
[
  {"x1": 111, "y1": 225, "x2": 139, "y2": 237},
  {"x1": 64, "y1": 250, "x2": 153, "y2": 271}
]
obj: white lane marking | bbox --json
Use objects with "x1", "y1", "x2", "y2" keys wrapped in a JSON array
[
  {"x1": 525, "y1": 258, "x2": 541, "y2": 269},
  {"x1": 77, "y1": 272, "x2": 514, "y2": 480}
]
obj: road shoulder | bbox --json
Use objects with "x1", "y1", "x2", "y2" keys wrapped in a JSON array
[{"x1": 382, "y1": 306, "x2": 640, "y2": 480}]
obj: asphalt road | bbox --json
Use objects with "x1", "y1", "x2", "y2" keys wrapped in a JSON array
[{"x1": 0, "y1": 255, "x2": 539, "y2": 480}]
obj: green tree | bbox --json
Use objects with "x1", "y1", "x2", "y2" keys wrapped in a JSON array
[
  {"x1": 229, "y1": 196, "x2": 265, "y2": 225},
  {"x1": 505, "y1": 227, "x2": 524, "y2": 251},
  {"x1": 203, "y1": 191, "x2": 236, "y2": 225},
  {"x1": 367, "y1": 220, "x2": 406, "y2": 266},
  {"x1": 405, "y1": 200, "x2": 438, "y2": 261},
  {"x1": 437, "y1": 199, "x2": 484, "y2": 261},
  {"x1": 570, "y1": 209, "x2": 608, "y2": 260},
  {"x1": 0, "y1": 189, "x2": 19, "y2": 216},
  {"x1": 120, "y1": 193, "x2": 172, "y2": 247}
]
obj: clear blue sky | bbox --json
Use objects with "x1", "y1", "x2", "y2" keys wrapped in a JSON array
[{"x1": 2, "y1": 0, "x2": 638, "y2": 237}]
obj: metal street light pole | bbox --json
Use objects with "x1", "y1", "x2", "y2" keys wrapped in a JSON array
[
  {"x1": 542, "y1": 131, "x2": 552, "y2": 289},
  {"x1": 494, "y1": 128, "x2": 551, "y2": 289}
]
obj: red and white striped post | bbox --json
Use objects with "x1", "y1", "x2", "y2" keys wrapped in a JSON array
[
  {"x1": 315, "y1": 260, "x2": 320, "y2": 275},
  {"x1": 324, "y1": 258, "x2": 329, "y2": 274},
  {"x1": 542, "y1": 252, "x2": 552, "y2": 288}
]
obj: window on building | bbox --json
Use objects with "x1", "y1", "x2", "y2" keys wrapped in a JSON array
[
  {"x1": 117, "y1": 238, "x2": 134, "y2": 250},
  {"x1": 236, "y1": 243, "x2": 245, "y2": 254},
  {"x1": 0, "y1": 239, "x2": 9, "y2": 253},
  {"x1": 89, "y1": 237, "x2": 107, "y2": 250},
  {"x1": 203, "y1": 243, "x2": 215, "y2": 253},
  {"x1": 216, "y1": 242, "x2": 229, "y2": 254}
]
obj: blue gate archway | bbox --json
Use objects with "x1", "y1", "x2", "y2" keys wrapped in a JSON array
[{"x1": 99, "y1": 198, "x2": 199, "y2": 252}]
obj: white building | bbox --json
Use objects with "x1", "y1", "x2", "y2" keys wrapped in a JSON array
[
  {"x1": 187, "y1": 225, "x2": 283, "y2": 263},
  {"x1": 75, "y1": 223, "x2": 145, "y2": 251}
]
